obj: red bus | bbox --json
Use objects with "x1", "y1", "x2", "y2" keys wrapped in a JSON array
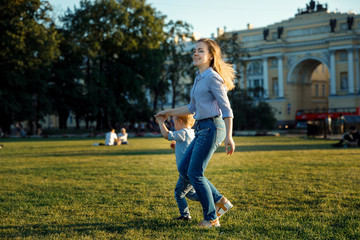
[{"x1": 295, "y1": 107, "x2": 360, "y2": 121}]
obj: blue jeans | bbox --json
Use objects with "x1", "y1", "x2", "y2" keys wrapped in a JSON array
[
  {"x1": 178, "y1": 117, "x2": 226, "y2": 221},
  {"x1": 174, "y1": 174, "x2": 199, "y2": 217}
]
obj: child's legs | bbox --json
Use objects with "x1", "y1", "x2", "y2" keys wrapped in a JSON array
[
  {"x1": 183, "y1": 177, "x2": 199, "y2": 202},
  {"x1": 178, "y1": 139, "x2": 195, "y2": 180},
  {"x1": 185, "y1": 188, "x2": 198, "y2": 202},
  {"x1": 175, "y1": 176, "x2": 194, "y2": 217}
]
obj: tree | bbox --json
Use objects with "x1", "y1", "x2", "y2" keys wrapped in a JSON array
[
  {"x1": 0, "y1": 0, "x2": 60, "y2": 134},
  {"x1": 230, "y1": 89, "x2": 276, "y2": 130},
  {"x1": 60, "y1": 0, "x2": 166, "y2": 129},
  {"x1": 48, "y1": 29, "x2": 84, "y2": 129},
  {"x1": 137, "y1": 48, "x2": 168, "y2": 111},
  {"x1": 162, "y1": 20, "x2": 196, "y2": 108}
]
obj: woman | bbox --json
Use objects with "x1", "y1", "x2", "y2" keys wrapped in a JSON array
[{"x1": 156, "y1": 38, "x2": 235, "y2": 228}]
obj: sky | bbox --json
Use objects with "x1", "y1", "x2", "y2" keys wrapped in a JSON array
[{"x1": 48, "y1": 0, "x2": 360, "y2": 37}]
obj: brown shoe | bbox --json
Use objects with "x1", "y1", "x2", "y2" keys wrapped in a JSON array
[
  {"x1": 198, "y1": 218, "x2": 220, "y2": 228},
  {"x1": 215, "y1": 196, "x2": 233, "y2": 218}
]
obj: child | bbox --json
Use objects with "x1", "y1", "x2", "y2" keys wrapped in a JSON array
[{"x1": 156, "y1": 115, "x2": 198, "y2": 221}]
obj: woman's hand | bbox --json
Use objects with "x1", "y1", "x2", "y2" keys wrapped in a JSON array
[
  {"x1": 155, "y1": 112, "x2": 168, "y2": 120},
  {"x1": 224, "y1": 136, "x2": 235, "y2": 155},
  {"x1": 223, "y1": 117, "x2": 235, "y2": 155},
  {"x1": 154, "y1": 110, "x2": 169, "y2": 121}
]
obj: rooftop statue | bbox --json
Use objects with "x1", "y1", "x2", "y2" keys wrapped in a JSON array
[{"x1": 297, "y1": 0, "x2": 328, "y2": 16}]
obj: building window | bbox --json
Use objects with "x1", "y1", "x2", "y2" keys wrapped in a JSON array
[
  {"x1": 315, "y1": 84, "x2": 319, "y2": 97},
  {"x1": 270, "y1": 59, "x2": 278, "y2": 68},
  {"x1": 253, "y1": 79, "x2": 263, "y2": 98},
  {"x1": 247, "y1": 79, "x2": 264, "y2": 98},
  {"x1": 272, "y1": 77, "x2": 278, "y2": 97},
  {"x1": 338, "y1": 51, "x2": 347, "y2": 62},
  {"x1": 247, "y1": 61, "x2": 264, "y2": 98},
  {"x1": 322, "y1": 84, "x2": 325, "y2": 97},
  {"x1": 247, "y1": 61, "x2": 263, "y2": 75},
  {"x1": 340, "y1": 72, "x2": 348, "y2": 91}
]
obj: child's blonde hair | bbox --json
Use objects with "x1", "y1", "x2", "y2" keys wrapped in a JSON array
[
  {"x1": 197, "y1": 38, "x2": 236, "y2": 91},
  {"x1": 176, "y1": 115, "x2": 195, "y2": 128}
]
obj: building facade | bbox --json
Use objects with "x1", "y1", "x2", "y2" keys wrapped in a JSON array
[{"x1": 229, "y1": 1, "x2": 360, "y2": 121}]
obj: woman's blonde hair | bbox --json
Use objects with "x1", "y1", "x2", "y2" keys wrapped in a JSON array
[{"x1": 198, "y1": 38, "x2": 236, "y2": 91}]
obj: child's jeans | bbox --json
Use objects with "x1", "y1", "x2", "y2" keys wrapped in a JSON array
[
  {"x1": 178, "y1": 116, "x2": 226, "y2": 221},
  {"x1": 174, "y1": 174, "x2": 199, "y2": 217}
]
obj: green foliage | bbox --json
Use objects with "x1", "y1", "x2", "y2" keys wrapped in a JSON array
[
  {"x1": 0, "y1": 0, "x2": 61, "y2": 133},
  {"x1": 48, "y1": 29, "x2": 84, "y2": 129},
  {"x1": 162, "y1": 20, "x2": 196, "y2": 108},
  {"x1": 0, "y1": 136, "x2": 359, "y2": 239},
  {"x1": 59, "y1": 0, "x2": 167, "y2": 129},
  {"x1": 230, "y1": 89, "x2": 276, "y2": 130}
]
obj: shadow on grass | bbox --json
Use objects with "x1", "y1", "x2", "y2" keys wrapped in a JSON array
[
  {"x1": 35, "y1": 148, "x2": 175, "y2": 158},
  {"x1": 0, "y1": 219, "x2": 200, "y2": 238},
  {"x1": 218, "y1": 143, "x2": 334, "y2": 152},
  {"x1": 6, "y1": 143, "x2": 338, "y2": 159}
]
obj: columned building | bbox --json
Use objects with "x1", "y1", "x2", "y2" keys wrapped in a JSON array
[{"x1": 228, "y1": 1, "x2": 360, "y2": 121}]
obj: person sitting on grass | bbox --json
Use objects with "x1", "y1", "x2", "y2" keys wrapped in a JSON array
[
  {"x1": 117, "y1": 128, "x2": 128, "y2": 145},
  {"x1": 156, "y1": 114, "x2": 199, "y2": 221},
  {"x1": 105, "y1": 128, "x2": 119, "y2": 146},
  {"x1": 333, "y1": 126, "x2": 360, "y2": 148}
]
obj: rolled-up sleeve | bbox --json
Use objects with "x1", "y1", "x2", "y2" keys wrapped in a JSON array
[
  {"x1": 208, "y1": 75, "x2": 234, "y2": 118},
  {"x1": 187, "y1": 103, "x2": 196, "y2": 115}
]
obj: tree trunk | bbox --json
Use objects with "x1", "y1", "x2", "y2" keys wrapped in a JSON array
[
  {"x1": 153, "y1": 90, "x2": 158, "y2": 111},
  {"x1": 0, "y1": 115, "x2": 12, "y2": 136},
  {"x1": 58, "y1": 110, "x2": 69, "y2": 129},
  {"x1": 96, "y1": 112, "x2": 103, "y2": 130},
  {"x1": 75, "y1": 115, "x2": 80, "y2": 129}
]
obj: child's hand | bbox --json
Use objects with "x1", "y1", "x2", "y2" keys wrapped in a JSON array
[{"x1": 170, "y1": 141, "x2": 176, "y2": 150}]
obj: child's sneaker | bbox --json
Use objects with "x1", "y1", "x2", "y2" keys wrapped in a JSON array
[
  {"x1": 215, "y1": 196, "x2": 233, "y2": 218},
  {"x1": 172, "y1": 216, "x2": 191, "y2": 221},
  {"x1": 198, "y1": 218, "x2": 220, "y2": 228}
]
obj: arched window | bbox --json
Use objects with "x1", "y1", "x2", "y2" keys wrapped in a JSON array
[{"x1": 247, "y1": 61, "x2": 263, "y2": 75}]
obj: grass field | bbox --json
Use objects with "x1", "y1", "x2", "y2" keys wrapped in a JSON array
[{"x1": 0, "y1": 136, "x2": 359, "y2": 239}]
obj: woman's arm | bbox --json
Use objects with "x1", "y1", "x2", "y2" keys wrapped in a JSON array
[
  {"x1": 208, "y1": 74, "x2": 233, "y2": 119},
  {"x1": 224, "y1": 117, "x2": 235, "y2": 155},
  {"x1": 155, "y1": 106, "x2": 191, "y2": 118}
]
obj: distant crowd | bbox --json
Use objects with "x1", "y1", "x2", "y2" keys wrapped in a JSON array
[
  {"x1": 117, "y1": 117, "x2": 175, "y2": 137},
  {"x1": 0, "y1": 117, "x2": 175, "y2": 138}
]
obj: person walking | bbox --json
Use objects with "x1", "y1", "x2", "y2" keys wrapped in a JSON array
[{"x1": 156, "y1": 38, "x2": 235, "y2": 228}]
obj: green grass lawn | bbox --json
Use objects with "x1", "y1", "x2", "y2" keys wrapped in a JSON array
[{"x1": 0, "y1": 136, "x2": 359, "y2": 239}]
